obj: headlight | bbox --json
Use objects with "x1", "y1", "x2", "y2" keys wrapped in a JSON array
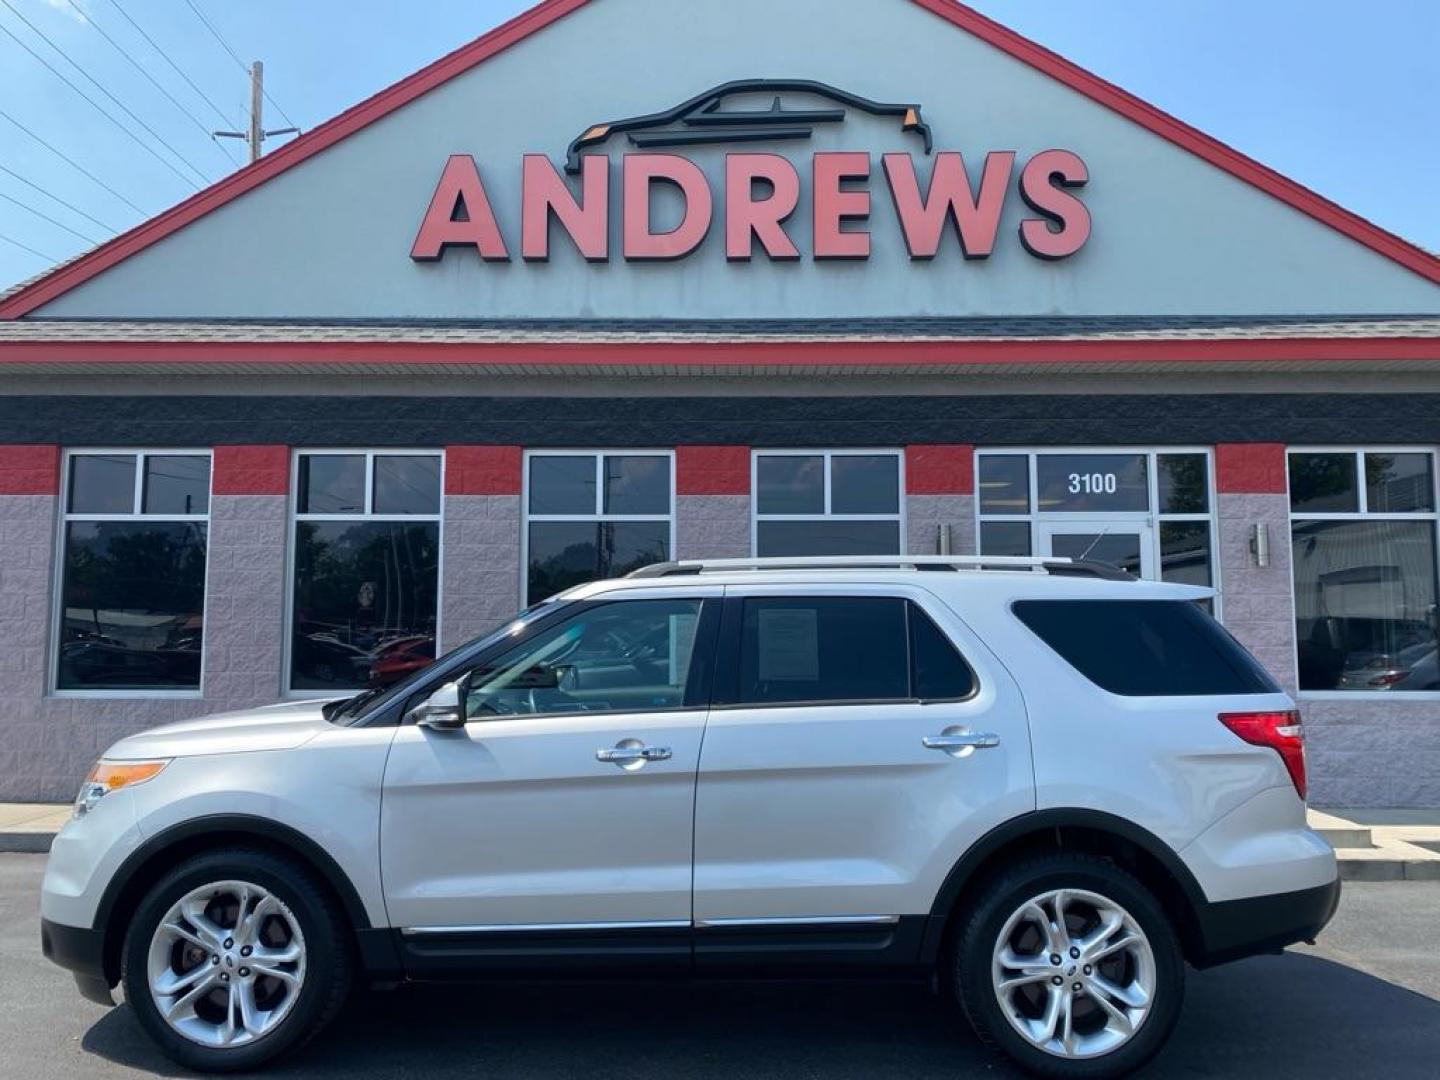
[{"x1": 74, "y1": 760, "x2": 170, "y2": 818}]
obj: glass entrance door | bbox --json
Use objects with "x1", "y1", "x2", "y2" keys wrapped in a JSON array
[{"x1": 1038, "y1": 521, "x2": 1155, "y2": 578}]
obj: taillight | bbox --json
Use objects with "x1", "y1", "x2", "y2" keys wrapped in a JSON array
[{"x1": 1219, "y1": 710, "x2": 1306, "y2": 799}]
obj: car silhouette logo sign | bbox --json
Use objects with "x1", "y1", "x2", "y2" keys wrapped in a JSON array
[
  {"x1": 410, "y1": 78, "x2": 1090, "y2": 265},
  {"x1": 563, "y1": 79, "x2": 933, "y2": 173}
]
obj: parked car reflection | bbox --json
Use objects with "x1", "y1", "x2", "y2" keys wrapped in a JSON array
[{"x1": 367, "y1": 635, "x2": 436, "y2": 688}]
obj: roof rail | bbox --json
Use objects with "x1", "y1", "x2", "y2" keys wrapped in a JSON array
[{"x1": 625, "y1": 555, "x2": 1134, "y2": 581}]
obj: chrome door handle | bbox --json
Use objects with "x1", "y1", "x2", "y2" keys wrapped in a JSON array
[
  {"x1": 596, "y1": 741, "x2": 672, "y2": 769},
  {"x1": 923, "y1": 731, "x2": 1000, "y2": 758}
]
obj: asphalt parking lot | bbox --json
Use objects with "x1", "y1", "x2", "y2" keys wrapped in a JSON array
[{"x1": 4, "y1": 853, "x2": 1438, "y2": 1079}]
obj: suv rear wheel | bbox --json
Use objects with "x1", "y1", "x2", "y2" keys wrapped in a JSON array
[
  {"x1": 954, "y1": 854, "x2": 1184, "y2": 1078},
  {"x1": 121, "y1": 847, "x2": 353, "y2": 1072}
]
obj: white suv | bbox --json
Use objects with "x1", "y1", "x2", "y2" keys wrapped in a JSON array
[{"x1": 41, "y1": 556, "x2": 1339, "y2": 1077}]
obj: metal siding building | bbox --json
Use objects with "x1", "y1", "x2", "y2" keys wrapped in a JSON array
[{"x1": 2, "y1": 0, "x2": 1439, "y2": 805}]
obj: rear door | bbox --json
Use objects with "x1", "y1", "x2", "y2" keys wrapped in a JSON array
[{"x1": 691, "y1": 583, "x2": 1033, "y2": 967}]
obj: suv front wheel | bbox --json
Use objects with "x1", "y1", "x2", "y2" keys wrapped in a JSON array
[
  {"x1": 954, "y1": 854, "x2": 1184, "y2": 1078},
  {"x1": 121, "y1": 847, "x2": 353, "y2": 1072}
]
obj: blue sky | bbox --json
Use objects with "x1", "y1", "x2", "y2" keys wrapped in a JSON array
[{"x1": 1, "y1": 0, "x2": 1436, "y2": 292}]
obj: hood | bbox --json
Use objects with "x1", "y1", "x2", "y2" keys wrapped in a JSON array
[{"x1": 103, "y1": 697, "x2": 345, "y2": 761}]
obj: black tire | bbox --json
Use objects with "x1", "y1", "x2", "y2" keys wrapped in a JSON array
[
  {"x1": 953, "y1": 854, "x2": 1185, "y2": 1079},
  {"x1": 121, "y1": 847, "x2": 354, "y2": 1073}
]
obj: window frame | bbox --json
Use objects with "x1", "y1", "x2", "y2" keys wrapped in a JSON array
[
  {"x1": 51, "y1": 448, "x2": 214, "y2": 699},
  {"x1": 285, "y1": 448, "x2": 446, "y2": 698},
  {"x1": 521, "y1": 449, "x2": 677, "y2": 607},
  {"x1": 974, "y1": 446, "x2": 1221, "y2": 619},
  {"x1": 1286, "y1": 445, "x2": 1440, "y2": 702},
  {"x1": 750, "y1": 448, "x2": 907, "y2": 557}
]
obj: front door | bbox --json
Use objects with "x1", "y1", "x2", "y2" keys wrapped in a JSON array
[
  {"x1": 691, "y1": 585, "x2": 1033, "y2": 967},
  {"x1": 1039, "y1": 520, "x2": 1155, "y2": 578},
  {"x1": 381, "y1": 593, "x2": 718, "y2": 934}
]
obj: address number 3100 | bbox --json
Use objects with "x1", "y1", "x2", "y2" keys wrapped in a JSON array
[{"x1": 1067, "y1": 472, "x2": 1118, "y2": 495}]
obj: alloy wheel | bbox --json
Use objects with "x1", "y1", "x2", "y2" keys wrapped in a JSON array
[
  {"x1": 990, "y1": 887, "x2": 1156, "y2": 1059},
  {"x1": 145, "y1": 879, "x2": 307, "y2": 1048}
]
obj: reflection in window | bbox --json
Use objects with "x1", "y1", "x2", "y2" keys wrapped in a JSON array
[
  {"x1": 526, "y1": 452, "x2": 672, "y2": 605},
  {"x1": 1290, "y1": 448, "x2": 1440, "y2": 693},
  {"x1": 463, "y1": 598, "x2": 703, "y2": 719},
  {"x1": 980, "y1": 520, "x2": 1032, "y2": 557},
  {"x1": 527, "y1": 521, "x2": 671, "y2": 605},
  {"x1": 58, "y1": 452, "x2": 211, "y2": 691},
  {"x1": 1157, "y1": 454, "x2": 1209, "y2": 514},
  {"x1": 291, "y1": 451, "x2": 442, "y2": 691},
  {"x1": 1289, "y1": 453, "x2": 1359, "y2": 514},
  {"x1": 753, "y1": 451, "x2": 902, "y2": 557},
  {"x1": 977, "y1": 455, "x2": 1029, "y2": 515}
]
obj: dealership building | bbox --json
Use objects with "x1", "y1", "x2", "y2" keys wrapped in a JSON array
[{"x1": 2, "y1": 0, "x2": 1439, "y2": 806}]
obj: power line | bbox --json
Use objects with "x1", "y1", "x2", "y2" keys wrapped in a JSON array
[
  {"x1": 0, "y1": 108, "x2": 146, "y2": 216},
  {"x1": 0, "y1": 231, "x2": 59, "y2": 263},
  {"x1": 62, "y1": 0, "x2": 242, "y2": 168},
  {"x1": 0, "y1": 162, "x2": 119, "y2": 234},
  {"x1": 0, "y1": 0, "x2": 207, "y2": 187},
  {"x1": 0, "y1": 190, "x2": 103, "y2": 245},
  {"x1": 182, "y1": 0, "x2": 297, "y2": 129},
  {"x1": 104, "y1": 0, "x2": 237, "y2": 127}
]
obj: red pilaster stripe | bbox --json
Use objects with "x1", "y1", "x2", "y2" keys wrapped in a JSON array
[
  {"x1": 676, "y1": 445, "x2": 750, "y2": 496},
  {"x1": 212, "y1": 445, "x2": 290, "y2": 495},
  {"x1": 1215, "y1": 443, "x2": 1288, "y2": 494},
  {"x1": 0, "y1": 444, "x2": 60, "y2": 495},
  {"x1": 446, "y1": 445, "x2": 522, "y2": 495},
  {"x1": 906, "y1": 444, "x2": 974, "y2": 495}
]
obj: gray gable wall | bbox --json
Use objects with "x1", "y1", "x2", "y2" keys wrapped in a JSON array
[{"x1": 31, "y1": 0, "x2": 1440, "y2": 320}]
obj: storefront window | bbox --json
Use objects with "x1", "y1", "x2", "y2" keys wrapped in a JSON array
[
  {"x1": 1290, "y1": 449, "x2": 1440, "y2": 693},
  {"x1": 977, "y1": 449, "x2": 1217, "y2": 602},
  {"x1": 290, "y1": 451, "x2": 441, "y2": 692},
  {"x1": 57, "y1": 451, "x2": 210, "y2": 692},
  {"x1": 753, "y1": 450, "x2": 903, "y2": 556},
  {"x1": 525, "y1": 451, "x2": 673, "y2": 605}
]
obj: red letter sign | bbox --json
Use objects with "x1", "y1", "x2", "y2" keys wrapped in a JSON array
[
  {"x1": 813, "y1": 152, "x2": 871, "y2": 260},
  {"x1": 410, "y1": 155, "x2": 509, "y2": 261},
  {"x1": 725, "y1": 154, "x2": 801, "y2": 262},
  {"x1": 1019, "y1": 149, "x2": 1091, "y2": 260},
  {"x1": 623, "y1": 155, "x2": 713, "y2": 260},
  {"x1": 883, "y1": 151, "x2": 1014, "y2": 260},
  {"x1": 522, "y1": 154, "x2": 608, "y2": 262}
]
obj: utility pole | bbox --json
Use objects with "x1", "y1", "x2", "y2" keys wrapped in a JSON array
[{"x1": 215, "y1": 62, "x2": 298, "y2": 164}]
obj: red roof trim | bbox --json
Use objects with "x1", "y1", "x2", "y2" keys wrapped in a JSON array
[
  {"x1": 1, "y1": 0, "x2": 1436, "y2": 321},
  {"x1": 1, "y1": 337, "x2": 1436, "y2": 368},
  {"x1": 909, "y1": 0, "x2": 1440, "y2": 286}
]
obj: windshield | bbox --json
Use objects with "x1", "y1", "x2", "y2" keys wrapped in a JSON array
[{"x1": 325, "y1": 600, "x2": 566, "y2": 725}]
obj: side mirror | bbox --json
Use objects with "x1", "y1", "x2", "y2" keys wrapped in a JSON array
[{"x1": 404, "y1": 679, "x2": 466, "y2": 731}]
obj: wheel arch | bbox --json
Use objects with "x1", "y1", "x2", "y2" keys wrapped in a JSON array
[
  {"x1": 921, "y1": 809, "x2": 1209, "y2": 969},
  {"x1": 94, "y1": 814, "x2": 375, "y2": 986}
]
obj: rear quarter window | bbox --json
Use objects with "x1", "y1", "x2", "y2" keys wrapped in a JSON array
[{"x1": 1012, "y1": 599, "x2": 1280, "y2": 697}]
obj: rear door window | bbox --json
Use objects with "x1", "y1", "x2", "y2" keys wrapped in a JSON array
[
  {"x1": 1013, "y1": 599, "x2": 1279, "y2": 696},
  {"x1": 732, "y1": 596, "x2": 977, "y2": 706},
  {"x1": 737, "y1": 597, "x2": 910, "y2": 705}
]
